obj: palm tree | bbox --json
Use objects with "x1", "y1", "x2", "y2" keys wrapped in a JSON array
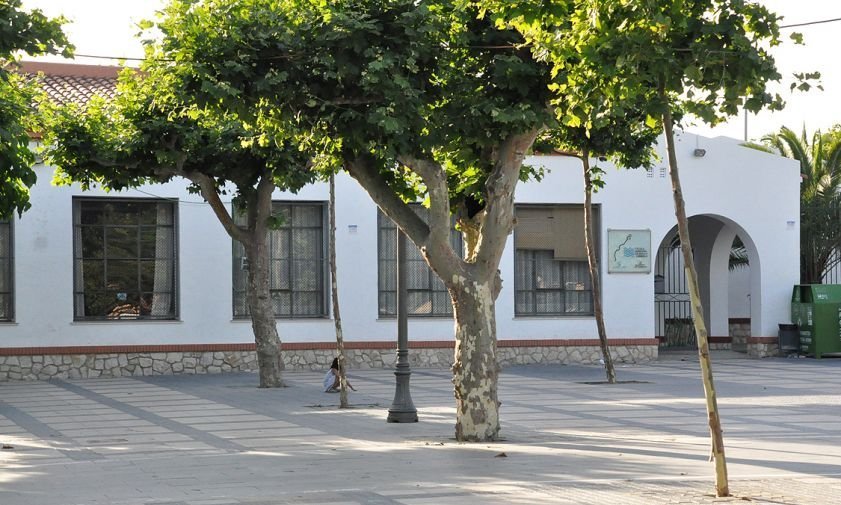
[{"x1": 754, "y1": 126, "x2": 841, "y2": 283}]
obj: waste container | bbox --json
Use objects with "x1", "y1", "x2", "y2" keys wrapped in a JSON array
[
  {"x1": 778, "y1": 323, "x2": 800, "y2": 354},
  {"x1": 791, "y1": 284, "x2": 841, "y2": 358}
]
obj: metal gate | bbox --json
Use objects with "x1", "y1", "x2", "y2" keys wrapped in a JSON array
[{"x1": 655, "y1": 243, "x2": 696, "y2": 348}]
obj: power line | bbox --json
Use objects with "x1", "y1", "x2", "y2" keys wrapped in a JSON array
[
  {"x1": 130, "y1": 187, "x2": 230, "y2": 205},
  {"x1": 780, "y1": 17, "x2": 841, "y2": 29},
  {"x1": 63, "y1": 17, "x2": 841, "y2": 64},
  {"x1": 73, "y1": 53, "x2": 158, "y2": 62}
]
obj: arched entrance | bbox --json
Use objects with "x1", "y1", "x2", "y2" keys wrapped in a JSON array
[{"x1": 654, "y1": 215, "x2": 761, "y2": 349}]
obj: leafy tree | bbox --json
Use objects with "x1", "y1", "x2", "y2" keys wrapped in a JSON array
[
  {"x1": 0, "y1": 0, "x2": 71, "y2": 218},
  {"x1": 563, "y1": 1, "x2": 788, "y2": 497},
  {"x1": 537, "y1": 112, "x2": 660, "y2": 384},
  {"x1": 41, "y1": 51, "x2": 314, "y2": 388},
  {"x1": 486, "y1": 0, "x2": 792, "y2": 496},
  {"x1": 761, "y1": 126, "x2": 841, "y2": 283},
  {"x1": 149, "y1": 0, "x2": 554, "y2": 441}
]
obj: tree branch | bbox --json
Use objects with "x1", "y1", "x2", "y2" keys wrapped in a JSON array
[
  {"x1": 254, "y1": 172, "x2": 275, "y2": 235},
  {"x1": 185, "y1": 171, "x2": 248, "y2": 243},
  {"x1": 474, "y1": 129, "x2": 542, "y2": 277},
  {"x1": 344, "y1": 156, "x2": 429, "y2": 246},
  {"x1": 396, "y1": 154, "x2": 466, "y2": 281},
  {"x1": 397, "y1": 155, "x2": 451, "y2": 248}
]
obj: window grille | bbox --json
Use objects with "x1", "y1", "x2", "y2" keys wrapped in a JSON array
[
  {"x1": 232, "y1": 202, "x2": 327, "y2": 318},
  {"x1": 514, "y1": 205, "x2": 597, "y2": 316},
  {"x1": 377, "y1": 207, "x2": 462, "y2": 317},
  {"x1": 0, "y1": 220, "x2": 12, "y2": 321},
  {"x1": 73, "y1": 199, "x2": 177, "y2": 320}
]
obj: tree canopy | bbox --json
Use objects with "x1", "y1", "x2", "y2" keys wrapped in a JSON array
[{"x1": 0, "y1": 0, "x2": 71, "y2": 218}]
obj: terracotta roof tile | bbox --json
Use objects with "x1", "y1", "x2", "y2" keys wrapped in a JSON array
[{"x1": 18, "y1": 61, "x2": 121, "y2": 106}]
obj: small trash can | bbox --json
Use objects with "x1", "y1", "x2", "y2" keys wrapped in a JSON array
[{"x1": 778, "y1": 323, "x2": 799, "y2": 354}]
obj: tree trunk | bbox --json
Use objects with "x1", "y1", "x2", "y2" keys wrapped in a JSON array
[
  {"x1": 582, "y1": 153, "x2": 616, "y2": 384},
  {"x1": 188, "y1": 172, "x2": 283, "y2": 388},
  {"x1": 344, "y1": 131, "x2": 537, "y2": 442},
  {"x1": 662, "y1": 102, "x2": 729, "y2": 497},
  {"x1": 329, "y1": 175, "x2": 350, "y2": 408},
  {"x1": 244, "y1": 235, "x2": 284, "y2": 388},
  {"x1": 450, "y1": 277, "x2": 500, "y2": 442}
]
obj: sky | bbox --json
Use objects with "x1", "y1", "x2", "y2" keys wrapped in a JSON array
[{"x1": 20, "y1": 0, "x2": 841, "y2": 142}]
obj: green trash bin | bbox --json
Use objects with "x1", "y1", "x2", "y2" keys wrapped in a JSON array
[{"x1": 791, "y1": 284, "x2": 841, "y2": 358}]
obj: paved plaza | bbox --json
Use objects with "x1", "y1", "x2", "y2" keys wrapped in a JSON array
[{"x1": 1, "y1": 352, "x2": 841, "y2": 504}]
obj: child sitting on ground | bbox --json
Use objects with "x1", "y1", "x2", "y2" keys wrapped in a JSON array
[{"x1": 323, "y1": 357, "x2": 356, "y2": 393}]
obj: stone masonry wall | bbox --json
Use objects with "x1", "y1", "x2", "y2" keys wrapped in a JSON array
[
  {"x1": 730, "y1": 320, "x2": 751, "y2": 352},
  {"x1": 0, "y1": 343, "x2": 658, "y2": 382},
  {"x1": 747, "y1": 340, "x2": 779, "y2": 359}
]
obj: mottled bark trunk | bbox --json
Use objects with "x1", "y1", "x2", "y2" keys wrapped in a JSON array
[
  {"x1": 582, "y1": 154, "x2": 616, "y2": 384},
  {"x1": 450, "y1": 278, "x2": 500, "y2": 442},
  {"x1": 662, "y1": 100, "x2": 729, "y2": 497},
  {"x1": 244, "y1": 235, "x2": 284, "y2": 388},
  {"x1": 344, "y1": 131, "x2": 538, "y2": 442},
  {"x1": 188, "y1": 171, "x2": 283, "y2": 388},
  {"x1": 329, "y1": 175, "x2": 349, "y2": 407}
]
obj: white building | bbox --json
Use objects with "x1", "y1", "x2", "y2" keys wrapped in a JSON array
[{"x1": 0, "y1": 63, "x2": 800, "y2": 380}]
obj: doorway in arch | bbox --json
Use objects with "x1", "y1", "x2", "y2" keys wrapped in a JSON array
[{"x1": 654, "y1": 216, "x2": 758, "y2": 351}]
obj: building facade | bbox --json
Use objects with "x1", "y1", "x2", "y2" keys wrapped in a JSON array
[{"x1": 0, "y1": 64, "x2": 801, "y2": 380}]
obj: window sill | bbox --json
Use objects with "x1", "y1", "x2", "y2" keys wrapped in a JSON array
[
  {"x1": 230, "y1": 317, "x2": 332, "y2": 322},
  {"x1": 376, "y1": 316, "x2": 455, "y2": 321},
  {"x1": 512, "y1": 315, "x2": 595, "y2": 320},
  {"x1": 71, "y1": 319, "x2": 184, "y2": 324}
]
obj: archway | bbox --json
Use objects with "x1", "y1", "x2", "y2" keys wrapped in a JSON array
[{"x1": 654, "y1": 215, "x2": 761, "y2": 349}]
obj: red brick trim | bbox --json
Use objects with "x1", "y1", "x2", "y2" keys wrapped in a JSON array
[
  {"x1": 709, "y1": 337, "x2": 733, "y2": 343},
  {"x1": 0, "y1": 338, "x2": 659, "y2": 356},
  {"x1": 499, "y1": 338, "x2": 658, "y2": 347},
  {"x1": 747, "y1": 337, "x2": 778, "y2": 344},
  {"x1": 0, "y1": 343, "x2": 256, "y2": 356}
]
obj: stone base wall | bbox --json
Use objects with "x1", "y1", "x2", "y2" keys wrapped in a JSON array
[
  {"x1": 0, "y1": 351, "x2": 259, "y2": 381},
  {"x1": 730, "y1": 319, "x2": 750, "y2": 352},
  {"x1": 0, "y1": 342, "x2": 658, "y2": 381},
  {"x1": 747, "y1": 338, "x2": 779, "y2": 359}
]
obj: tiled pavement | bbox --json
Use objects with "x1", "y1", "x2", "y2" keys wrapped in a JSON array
[{"x1": 2, "y1": 352, "x2": 841, "y2": 504}]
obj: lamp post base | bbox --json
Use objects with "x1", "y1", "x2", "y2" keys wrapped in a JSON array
[
  {"x1": 387, "y1": 364, "x2": 417, "y2": 423},
  {"x1": 387, "y1": 409, "x2": 418, "y2": 423}
]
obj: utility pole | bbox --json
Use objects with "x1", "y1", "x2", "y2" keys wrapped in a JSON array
[{"x1": 744, "y1": 110, "x2": 748, "y2": 142}]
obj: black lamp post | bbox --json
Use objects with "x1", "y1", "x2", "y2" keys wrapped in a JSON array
[{"x1": 387, "y1": 228, "x2": 418, "y2": 423}]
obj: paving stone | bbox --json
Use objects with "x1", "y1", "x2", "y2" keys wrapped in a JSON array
[{"x1": 1, "y1": 354, "x2": 840, "y2": 505}]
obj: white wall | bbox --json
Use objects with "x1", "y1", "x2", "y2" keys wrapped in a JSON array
[{"x1": 2, "y1": 132, "x2": 799, "y2": 348}]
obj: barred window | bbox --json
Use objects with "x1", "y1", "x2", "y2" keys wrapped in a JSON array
[
  {"x1": 232, "y1": 202, "x2": 327, "y2": 318},
  {"x1": 0, "y1": 220, "x2": 12, "y2": 321},
  {"x1": 73, "y1": 199, "x2": 177, "y2": 320},
  {"x1": 377, "y1": 207, "x2": 462, "y2": 317},
  {"x1": 514, "y1": 205, "x2": 597, "y2": 316}
]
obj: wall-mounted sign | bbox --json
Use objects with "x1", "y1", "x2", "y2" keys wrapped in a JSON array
[{"x1": 607, "y1": 229, "x2": 652, "y2": 273}]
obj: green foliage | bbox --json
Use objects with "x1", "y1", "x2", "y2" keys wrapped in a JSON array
[
  {"x1": 757, "y1": 125, "x2": 841, "y2": 283},
  {"x1": 148, "y1": 0, "x2": 554, "y2": 212},
  {"x1": 485, "y1": 0, "x2": 788, "y2": 131},
  {"x1": 0, "y1": 0, "x2": 71, "y2": 57},
  {"x1": 42, "y1": 36, "x2": 314, "y2": 210},
  {"x1": 0, "y1": 0, "x2": 71, "y2": 218}
]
